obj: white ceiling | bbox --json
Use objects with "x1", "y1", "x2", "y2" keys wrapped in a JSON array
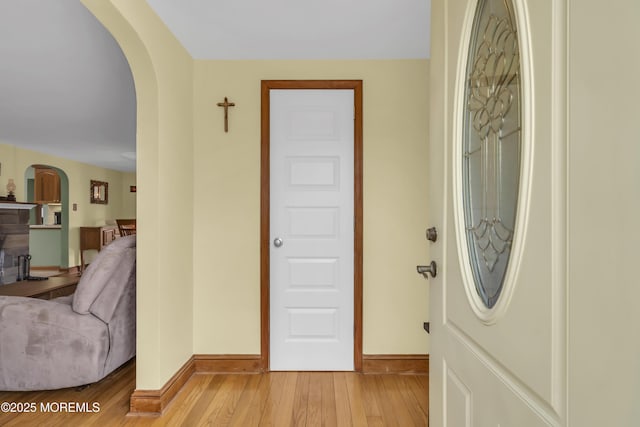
[
  {"x1": 147, "y1": 0, "x2": 431, "y2": 60},
  {"x1": 0, "y1": 0, "x2": 137, "y2": 172},
  {"x1": 0, "y1": 0, "x2": 431, "y2": 173}
]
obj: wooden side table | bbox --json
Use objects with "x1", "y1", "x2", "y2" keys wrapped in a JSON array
[{"x1": 79, "y1": 225, "x2": 117, "y2": 272}]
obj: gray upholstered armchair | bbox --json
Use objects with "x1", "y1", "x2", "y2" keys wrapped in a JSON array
[{"x1": 0, "y1": 235, "x2": 136, "y2": 391}]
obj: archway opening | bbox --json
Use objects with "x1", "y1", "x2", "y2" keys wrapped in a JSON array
[{"x1": 24, "y1": 164, "x2": 70, "y2": 272}]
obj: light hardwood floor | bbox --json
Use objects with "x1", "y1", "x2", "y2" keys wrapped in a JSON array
[{"x1": 0, "y1": 360, "x2": 428, "y2": 426}]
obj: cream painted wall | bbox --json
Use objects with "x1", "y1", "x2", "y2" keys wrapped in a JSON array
[
  {"x1": 82, "y1": 0, "x2": 195, "y2": 390},
  {"x1": 568, "y1": 0, "x2": 640, "y2": 424},
  {"x1": 193, "y1": 60, "x2": 430, "y2": 355},
  {"x1": 120, "y1": 172, "x2": 137, "y2": 218},
  {"x1": 0, "y1": 142, "x2": 134, "y2": 266}
]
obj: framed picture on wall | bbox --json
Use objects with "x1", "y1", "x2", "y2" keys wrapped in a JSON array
[{"x1": 90, "y1": 180, "x2": 108, "y2": 204}]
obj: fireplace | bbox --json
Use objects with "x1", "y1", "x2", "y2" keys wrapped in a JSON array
[{"x1": 0, "y1": 202, "x2": 36, "y2": 285}]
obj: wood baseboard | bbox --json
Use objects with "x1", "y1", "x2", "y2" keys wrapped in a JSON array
[
  {"x1": 30, "y1": 266, "x2": 61, "y2": 271},
  {"x1": 129, "y1": 354, "x2": 261, "y2": 415},
  {"x1": 194, "y1": 354, "x2": 263, "y2": 373},
  {"x1": 362, "y1": 354, "x2": 429, "y2": 374},
  {"x1": 129, "y1": 356, "x2": 196, "y2": 415},
  {"x1": 66, "y1": 266, "x2": 81, "y2": 275}
]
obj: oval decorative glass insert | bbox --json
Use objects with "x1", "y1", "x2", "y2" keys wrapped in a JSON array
[{"x1": 462, "y1": 0, "x2": 521, "y2": 309}]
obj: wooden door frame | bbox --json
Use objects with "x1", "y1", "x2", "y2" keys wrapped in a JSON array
[{"x1": 260, "y1": 80, "x2": 363, "y2": 371}]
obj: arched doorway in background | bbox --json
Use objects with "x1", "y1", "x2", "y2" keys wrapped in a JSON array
[{"x1": 24, "y1": 164, "x2": 70, "y2": 271}]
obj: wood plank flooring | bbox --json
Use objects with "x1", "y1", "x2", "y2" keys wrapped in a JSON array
[{"x1": 0, "y1": 360, "x2": 429, "y2": 426}]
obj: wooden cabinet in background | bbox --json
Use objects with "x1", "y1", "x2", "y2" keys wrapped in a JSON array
[
  {"x1": 35, "y1": 167, "x2": 61, "y2": 203},
  {"x1": 79, "y1": 225, "x2": 117, "y2": 271}
]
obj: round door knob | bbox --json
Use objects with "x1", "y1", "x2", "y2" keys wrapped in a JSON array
[{"x1": 273, "y1": 237, "x2": 283, "y2": 248}]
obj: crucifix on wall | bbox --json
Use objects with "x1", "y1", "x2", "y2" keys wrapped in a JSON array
[{"x1": 217, "y1": 97, "x2": 235, "y2": 133}]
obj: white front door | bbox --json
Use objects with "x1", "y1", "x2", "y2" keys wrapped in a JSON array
[
  {"x1": 429, "y1": 0, "x2": 566, "y2": 425},
  {"x1": 269, "y1": 89, "x2": 354, "y2": 371}
]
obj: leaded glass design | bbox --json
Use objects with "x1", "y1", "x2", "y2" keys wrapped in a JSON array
[{"x1": 462, "y1": 0, "x2": 521, "y2": 309}]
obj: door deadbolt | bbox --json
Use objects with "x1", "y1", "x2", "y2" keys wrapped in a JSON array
[
  {"x1": 426, "y1": 227, "x2": 438, "y2": 243},
  {"x1": 417, "y1": 261, "x2": 437, "y2": 279}
]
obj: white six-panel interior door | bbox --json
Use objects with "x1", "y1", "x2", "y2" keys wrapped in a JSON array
[{"x1": 269, "y1": 88, "x2": 355, "y2": 371}]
